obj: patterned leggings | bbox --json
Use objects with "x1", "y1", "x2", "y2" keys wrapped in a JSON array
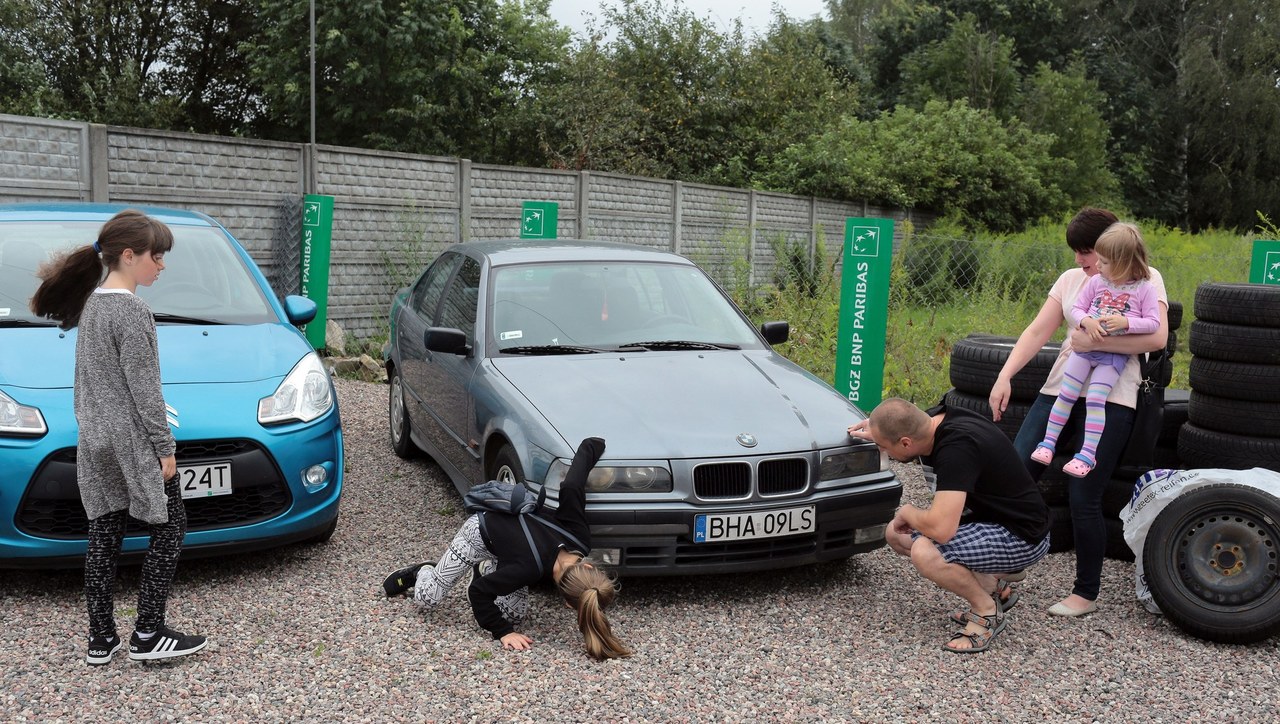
[
  {"x1": 85, "y1": 476, "x2": 187, "y2": 638},
  {"x1": 413, "y1": 514, "x2": 528, "y2": 625}
]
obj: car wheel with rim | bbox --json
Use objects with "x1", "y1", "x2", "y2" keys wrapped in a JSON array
[
  {"x1": 1143, "y1": 483, "x2": 1280, "y2": 644},
  {"x1": 489, "y1": 444, "x2": 524, "y2": 484},
  {"x1": 388, "y1": 368, "x2": 419, "y2": 459}
]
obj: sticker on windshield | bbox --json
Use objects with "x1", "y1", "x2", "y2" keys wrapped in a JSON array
[
  {"x1": 0, "y1": 308, "x2": 9, "y2": 317},
  {"x1": 499, "y1": 330, "x2": 523, "y2": 341}
]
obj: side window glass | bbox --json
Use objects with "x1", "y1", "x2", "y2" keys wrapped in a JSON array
[
  {"x1": 411, "y1": 253, "x2": 461, "y2": 322},
  {"x1": 439, "y1": 257, "x2": 482, "y2": 342}
]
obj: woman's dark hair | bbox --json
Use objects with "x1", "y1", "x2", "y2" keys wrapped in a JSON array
[
  {"x1": 1065, "y1": 207, "x2": 1119, "y2": 252},
  {"x1": 29, "y1": 209, "x2": 174, "y2": 329}
]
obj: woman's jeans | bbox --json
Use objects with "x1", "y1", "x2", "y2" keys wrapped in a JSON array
[{"x1": 1014, "y1": 393, "x2": 1135, "y2": 601}]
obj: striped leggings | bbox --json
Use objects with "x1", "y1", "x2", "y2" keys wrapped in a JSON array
[
  {"x1": 413, "y1": 514, "x2": 528, "y2": 625},
  {"x1": 84, "y1": 476, "x2": 187, "y2": 638},
  {"x1": 1039, "y1": 353, "x2": 1123, "y2": 466}
]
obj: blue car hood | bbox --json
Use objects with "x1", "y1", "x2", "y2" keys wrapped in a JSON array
[
  {"x1": 1, "y1": 324, "x2": 309, "y2": 389},
  {"x1": 491, "y1": 351, "x2": 864, "y2": 458}
]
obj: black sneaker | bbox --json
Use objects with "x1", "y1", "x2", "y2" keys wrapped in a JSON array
[
  {"x1": 382, "y1": 561, "x2": 433, "y2": 597},
  {"x1": 86, "y1": 633, "x2": 122, "y2": 666},
  {"x1": 128, "y1": 626, "x2": 207, "y2": 661}
]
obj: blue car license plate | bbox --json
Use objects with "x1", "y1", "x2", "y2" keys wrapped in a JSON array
[{"x1": 694, "y1": 505, "x2": 815, "y2": 543}]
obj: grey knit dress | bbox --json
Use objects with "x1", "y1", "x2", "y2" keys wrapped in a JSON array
[{"x1": 74, "y1": 289, "x2": 175, "y2": 523}]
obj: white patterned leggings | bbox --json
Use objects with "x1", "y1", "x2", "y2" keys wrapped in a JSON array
[{"x1": 413, "y1": 514, "x2": 528, "y2": 626}]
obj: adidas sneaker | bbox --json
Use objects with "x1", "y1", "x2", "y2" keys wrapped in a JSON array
[
  {"x1": 128, "y1": 625, "x2": 207, "y2": 661},
  {"x1": 86, "y1": 633, "x2": 123, "y2": 666}
]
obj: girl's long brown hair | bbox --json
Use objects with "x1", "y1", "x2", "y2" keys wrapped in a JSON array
[
  {"x1": 30, "y1": 209, "x2": 173, "y2": 329},
  {"x1": 559, "y1": 562, "x2": 631, "y2": 661}
]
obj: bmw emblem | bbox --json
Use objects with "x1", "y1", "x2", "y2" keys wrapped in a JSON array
[{"x1": 736, "y1": 433, "x2": 758, "y2": 448}]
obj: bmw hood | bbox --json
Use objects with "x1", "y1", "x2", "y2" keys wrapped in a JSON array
[
  {"x1": 0, "y1": 324, "x2": 312, "y2": 388},
  {"x1": 491, "y1": 351, "x2": 865, "y2": 459}
]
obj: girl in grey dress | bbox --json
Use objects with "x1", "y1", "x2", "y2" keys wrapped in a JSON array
[{"x1": 31, "y1": 209, "x2": 208, "y2": 665}]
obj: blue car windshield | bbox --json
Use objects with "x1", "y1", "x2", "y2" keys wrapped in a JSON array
[
  {"x1": 0, "y1": 221, "x2": 275, "y2": 325},
  {"x1": 490, "y1": 260, "x2": 763, "y2": 352}
]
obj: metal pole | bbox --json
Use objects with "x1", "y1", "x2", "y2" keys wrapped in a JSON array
[{"x1": 310, "y1": 0, "x2": 316, "y2": 146}]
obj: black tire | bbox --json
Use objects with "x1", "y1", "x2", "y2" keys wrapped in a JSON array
[
  {"x1": 1189, "y1": 358, "x2": 1280, "y2": 402},
  {"x1": 488, "y1": 443, "x2": 524, "y2": 484},
  {"x1": 1104, "y1": 517, "x2": 1135, "y2": 562},
  {"x1": 1154, "y1": 355, "x2": 1173, "y2": 388},
  {"x1": 1193, "y1": 282, "x2": 1280, "y2": 327},
  {"x1": 1142, "y1": 483, "x2": 1280, "y2": 644},
  {"x1": 948, "y1": 335, "x2": 1059, "y2": 400},
  {"x1": 1188, "y1": 320, "x2": 1280, "y2": 365},
  {"x1": 1165, "y1": 329, "x2": 1178, "y2": 357},
  {"x1": 942, "y1": 388, "x2": 1030, "y2": 441},
  {"x1": 1047, "y1": 504, "x2": 1074, "y2": 553},
  {"x1": 1161, "y1": 389, "x2": 1189, "y2": 447},
  {"x1": 1178, "y1": 423, "x2": 1280, "y2": 471},
  {"x1": 1102, "y1": 476, "x2": 1140, "y2": 519},
  {"x1": 1188, "y1": 391, "x2": 1280, "y2": 438},
  {"x1": 1166, "y1": 300, "x2": 1183, "y2": 332},
  {"x1": 388, "y1": 368, "x2": 420, "y2": 459}
]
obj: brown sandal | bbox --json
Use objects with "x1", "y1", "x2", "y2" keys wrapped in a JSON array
[
  {"x1": 948, "y1": 580, "x2": 1019, "y2": 625},
  {"x1": 943, "y1": 608, "x2": 1006, "y2": 654}
]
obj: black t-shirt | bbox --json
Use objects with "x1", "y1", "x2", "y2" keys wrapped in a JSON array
[{"x1": 922, "y1": 404, "x2": 1050, "y2": 544}]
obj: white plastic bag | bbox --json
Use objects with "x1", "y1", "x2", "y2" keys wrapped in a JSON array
[{"x1": 1120, "y1": 467, "x2": 1280, "y2": 613}]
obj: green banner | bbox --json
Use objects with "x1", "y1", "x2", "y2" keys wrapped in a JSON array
[
  {"x1": 300, "y1": 194, "x2": 334, "y2": 349},
  {"x1": 1249, "y1": 240, "x2": 1280, "y2": 285},
  {"x1": 833, "y1": 218, "x2": 894, "y2": 409},
  {"x1": 520, "y1": 201, "x2": 559, "y2": 239}
]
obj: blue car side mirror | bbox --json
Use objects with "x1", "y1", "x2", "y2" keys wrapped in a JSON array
[
  {"x1": 425, "y1": 327, "x2": 471, "y2": 356},
  {"x1": 760, "y1": 321, "x2": 789, "y2": 345},
  {"x1": 283, "y1": 295, "x2": 318, "y2": 325}
]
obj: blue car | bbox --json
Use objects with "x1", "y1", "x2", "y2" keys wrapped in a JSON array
[
  {"x1": 0, "y1": 204, "x2": 342, "y2": 568},
  {"x1": 386, "y1": 240, "x2": 901, "y2": 575}
]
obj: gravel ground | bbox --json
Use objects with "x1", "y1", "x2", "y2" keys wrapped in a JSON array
[{"x1": 3, "y1": 377, "x2": 1277, "y2": 722}]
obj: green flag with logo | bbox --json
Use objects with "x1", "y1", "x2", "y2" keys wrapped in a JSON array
[
  {"x1": 300, "y1": 194, "x2": 334, "y2": 349},
  {"x1": 1250, "y1": 240, "x2": 1280, "y2": 285},
  {"x1": 520, "y1": 201, "x2": 558, "y2": 239},
  {"x1": 834, "y1": 218, "x2": 893, "y2": 409}
]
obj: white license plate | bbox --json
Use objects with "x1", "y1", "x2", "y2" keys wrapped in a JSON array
[
  {"x1": 694, "y1": 505, "x2": 815, "y2": 543},
  {"x1": 178, "y1": 462, "x2": 232, "y2": 499}
]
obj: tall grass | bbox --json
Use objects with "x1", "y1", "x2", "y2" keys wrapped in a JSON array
[{"x1": 730, "y1": 217, "x2": 1261, "y2": 408}]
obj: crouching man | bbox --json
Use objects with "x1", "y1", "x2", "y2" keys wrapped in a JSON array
[{"x1": 849, "y1": 397, "x2": 1051, "y2": 653}]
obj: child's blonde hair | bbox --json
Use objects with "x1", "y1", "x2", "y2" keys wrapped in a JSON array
[
  {"x1": 1094, "y1": 222, "x2": 1150, "y2": 283},
  {"x1": 558, "y1": 561, "x2": 631, "y2": 660}
]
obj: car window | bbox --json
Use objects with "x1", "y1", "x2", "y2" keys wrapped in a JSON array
[
  {"x1": 0, "y1": 221, "x2": 275, "y2": 324},
  {"x1": 489, "y1": 260, "x2": 762, "y2": 351},
  {"x1": 438, "y1": 256, "x2": 481, "y2": 341},
  {"x1": 410, "y1": 253, "x2": 460, "y2": 322}
]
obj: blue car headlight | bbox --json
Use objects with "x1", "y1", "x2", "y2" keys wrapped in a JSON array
[
  {"x1": 258, "y1": 352, "x2": 333, "y2": 425},
  {"x1": 545, "y1": 458, "x2": 673, "y2": 493},
  {"x1": 0, "y1": 388, "x2": 47, "y2": 436}
]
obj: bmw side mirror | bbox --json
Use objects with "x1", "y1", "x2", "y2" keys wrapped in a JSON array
[
  {"x1": 425, "y1": 327, "x2": 471, "y2": 356},
  {"x1": 283, "y1": 295, "x2": 318, "y2": 325},
  {"x1": 760, "y1": 321, "x2": 789, "y2": 345}
]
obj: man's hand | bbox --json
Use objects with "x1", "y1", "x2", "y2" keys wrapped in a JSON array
[
  {"x1": 500, "y1": 632, "x2": 533, "y2": 651},
  {"x1": 847, "y1": 419, "x2": 873, "y2": 442}
]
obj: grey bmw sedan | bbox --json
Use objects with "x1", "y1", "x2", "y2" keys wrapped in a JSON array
[{"x1": 385, "y1": 240, "x2": 901, "y2": 575}]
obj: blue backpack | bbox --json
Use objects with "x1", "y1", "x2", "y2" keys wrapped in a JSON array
[{"x1": 463, "y1": 481, "x2": 586, "y2": 577}]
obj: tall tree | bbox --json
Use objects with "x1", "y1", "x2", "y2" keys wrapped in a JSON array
[
  {"x1": 1018, "y1": 59, "x2": 1119, "y2": 208},
  {"x1": 897, "y1": 13, "x2": 1022, "y2": 117}
]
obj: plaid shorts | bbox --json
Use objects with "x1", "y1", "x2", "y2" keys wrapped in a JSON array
[{"x1": 913, "y1": 523, "x2": 1050, "y2": 574}]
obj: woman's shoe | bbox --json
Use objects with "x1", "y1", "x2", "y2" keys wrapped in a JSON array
[{"x1": 1048, "y1": 599, "x2": 1098, "y2": 617}]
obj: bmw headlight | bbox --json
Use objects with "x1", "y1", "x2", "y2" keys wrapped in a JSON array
[
  {"x1": 545, "y1": 458, "x2": 673, "y2": 493},
  {"x1": 818, "y1": 448, "x2": 882, "y2": 481},
  {"x1": 0, "y1": 388, "x2": 47, "y2": 436},
  {"x1": 258, "y1": 352, "x2": 333, "y2": 424}
]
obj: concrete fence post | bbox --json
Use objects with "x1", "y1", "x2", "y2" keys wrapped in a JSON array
[
  {"x1": 578, "y1": 170, "x2": 590, "y2": 239},
  {"x1": 87, "y1": 124, "x2": 108, "y2": 203},
  {"x1": 747, "y1": 189, "x2": 757, "y2": 287},
  {"x1": 459, "y1": 158, "x2": 472, "y2": 242},
  {"x1": 672, "y1": 180, "x2": 683, "y2": 253}
]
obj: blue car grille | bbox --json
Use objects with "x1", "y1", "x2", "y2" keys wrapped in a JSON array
[
  {"x1": 15, "y1": 440, "x2": 291, "y2": 539},
  {"x1": 693, "y1": 458, "x2": 807, "y2": 499}
]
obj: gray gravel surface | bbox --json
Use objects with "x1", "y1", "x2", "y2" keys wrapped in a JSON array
[{"x1": 3, "y1": 378, "x2": 1277, "y2": 722}]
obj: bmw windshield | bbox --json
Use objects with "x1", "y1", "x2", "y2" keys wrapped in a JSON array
[{"x1": 488, "y1": 261, "x2": 764, "y2": 354}]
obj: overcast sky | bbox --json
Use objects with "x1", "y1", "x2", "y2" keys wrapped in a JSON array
[{"x1": 547, "y1": 0, "x2": 830, "y2": 37}]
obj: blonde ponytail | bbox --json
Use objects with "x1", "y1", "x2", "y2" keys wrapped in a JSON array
[{"x1": 559, "y1": 562, "x2": 631, "y2": 660}]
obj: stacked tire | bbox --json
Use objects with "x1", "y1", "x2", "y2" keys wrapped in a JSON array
[
  {"x1": 1142, "y1": 282, "x2": 1280, "y2": 644},
  {"x1": 1181, "y1": 282, "x2": 1280, "y2": 471}
]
